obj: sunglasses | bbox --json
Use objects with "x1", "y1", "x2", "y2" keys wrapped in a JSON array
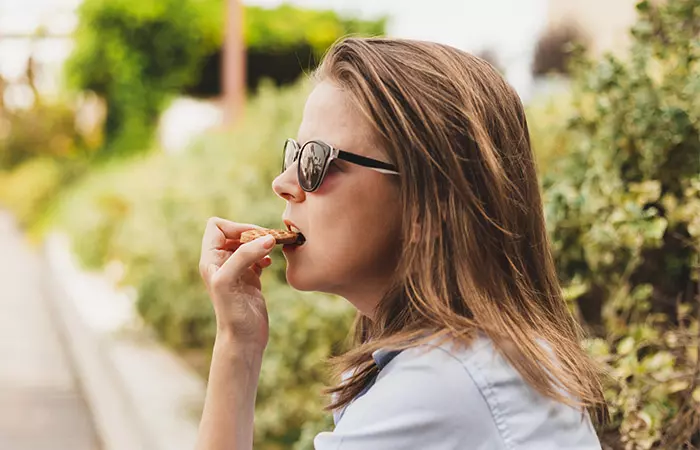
[{"x1": 282, "y1": 139, "x2": 400, "y2": 192}]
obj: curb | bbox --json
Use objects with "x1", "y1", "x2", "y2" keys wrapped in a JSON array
[{"x1": 42, "y1": 232, "x2": 205, "y2": 450}]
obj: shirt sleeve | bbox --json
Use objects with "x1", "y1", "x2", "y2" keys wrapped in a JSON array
[{"x1": 313, "y1": 340, "x2": 602, "y2": 450}]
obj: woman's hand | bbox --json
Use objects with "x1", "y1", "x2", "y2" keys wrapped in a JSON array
[{"x1": 199, "y1": 217, "x2": 275, "y2": 352}]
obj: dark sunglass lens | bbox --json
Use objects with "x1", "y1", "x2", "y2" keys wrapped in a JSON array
[{"x1": 299, "y1": 142, "x2": 327, "y2": 190}]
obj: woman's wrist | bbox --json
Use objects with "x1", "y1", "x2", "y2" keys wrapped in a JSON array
[{"x1": 214, "y1": 331, "x2": 265, "y2": 366}]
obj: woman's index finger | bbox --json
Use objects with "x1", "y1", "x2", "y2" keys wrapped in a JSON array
[{"x1": 202, "y1": 218, "x2": 261, "y2": 250}]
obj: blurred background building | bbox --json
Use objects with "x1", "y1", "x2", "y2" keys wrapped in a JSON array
[{"x1": 545, "y1": 0, "x2": 639, "y2": 57}]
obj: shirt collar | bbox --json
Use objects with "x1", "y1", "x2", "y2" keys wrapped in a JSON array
[{"x1": 371, "y1": 348, "x2": 403, "y2": 370}]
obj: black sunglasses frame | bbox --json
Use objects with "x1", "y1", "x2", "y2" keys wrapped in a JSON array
[{"x1": 282, "y1": 139, "x2": 399, "y2": 192}]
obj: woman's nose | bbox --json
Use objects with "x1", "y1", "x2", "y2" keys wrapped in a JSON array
[{"x1": 272, "y1": 165, "x2": 305, "y2": 202}]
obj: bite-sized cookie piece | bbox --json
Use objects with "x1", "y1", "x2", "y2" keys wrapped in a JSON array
[{"x1": 240, "y1": 228, "x2": 305, "y2": 245}]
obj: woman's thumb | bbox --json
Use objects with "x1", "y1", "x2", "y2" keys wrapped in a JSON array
[{"x1": 219, "y1": 235, "x2": 275, "y2": 280}]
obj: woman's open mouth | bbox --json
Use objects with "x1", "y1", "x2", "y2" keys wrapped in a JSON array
[
  {"x1": 282, "y1": 239, "x2": 304, "y2": 253},
  {"x1": 283, "y1": 223, "x2": 306, "y2": 251}
]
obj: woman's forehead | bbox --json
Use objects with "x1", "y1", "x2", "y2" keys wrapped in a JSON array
[{"x1": 298, "y1": 81, "x2": 380, "y2": 159}]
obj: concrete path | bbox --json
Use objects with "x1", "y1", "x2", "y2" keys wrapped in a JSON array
[{"x1": 0, "y1": 211, "x2": 99, "y2": 450}]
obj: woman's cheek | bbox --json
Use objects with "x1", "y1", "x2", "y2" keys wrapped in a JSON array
[{"x1": 311, "y1": 171, "x2": 342, "y2": 195}]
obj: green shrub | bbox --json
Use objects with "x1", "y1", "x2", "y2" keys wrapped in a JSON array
[
  {"x1": 526, "y1": 88, "x2": 576, "y2": 175},
  {"x1": 541, "y1": 0, "x2": 700, "y2": 447}
]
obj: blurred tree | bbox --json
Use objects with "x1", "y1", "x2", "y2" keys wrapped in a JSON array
[
  {"x1": 0, "y1": 56, "x2": 92, "y2": 232},
  {"x1": 532, "y1": 24, "x2": 587, "y2": 76},
  {"x1": 0, "y1": 57, "x2": 87, "y2": 171},
  {"x1": 66, "y1": 0, "x2": 223, "y2": 157},
  {"x1": 66, "y1": 0, "x2": 386, "y2": 157}
]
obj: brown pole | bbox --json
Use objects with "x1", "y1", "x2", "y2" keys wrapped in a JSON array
[{"x1": 223, "y1": 0, "x2": 245, "y2": 127}]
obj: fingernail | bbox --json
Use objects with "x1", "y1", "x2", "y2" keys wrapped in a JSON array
[{"x1": 262, "y1": 235, "x2": 276, "y2": 249}]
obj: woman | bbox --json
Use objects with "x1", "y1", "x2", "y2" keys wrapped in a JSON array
[{"x1": 196, "y1": 37, "x2": 607, "y2": 449}]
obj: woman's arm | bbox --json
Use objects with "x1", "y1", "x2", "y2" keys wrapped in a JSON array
[
  {"x1": 195, "y1": 334, "x2": 263, "y2": 450},
  {"x1": 195, "y1": 217, "x2": 277, "y2": 450}
]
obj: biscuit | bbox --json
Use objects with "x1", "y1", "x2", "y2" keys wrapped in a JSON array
[{"x1": 240, "y1": 228, "x2": 305, "y2": 245}]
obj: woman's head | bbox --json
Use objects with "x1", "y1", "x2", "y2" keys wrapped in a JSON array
[
  {"x1": 274, "y1": 37, "x2": 606, "y2": 419},
  {"x1": 272, "y1": 79, "x2": 404, "y2": 316}
]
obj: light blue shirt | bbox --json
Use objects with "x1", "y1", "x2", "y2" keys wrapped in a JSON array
[{"x1": 314, "y1": 335, "x2": 602, "y2": 449}]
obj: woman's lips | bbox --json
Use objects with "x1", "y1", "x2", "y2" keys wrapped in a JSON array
[
  {"x1": 283, "y1": 222, "x2": 305, "y2": 247},
  {"x1": 283, "y1": 233, "x2": 305, "y2": 254}
]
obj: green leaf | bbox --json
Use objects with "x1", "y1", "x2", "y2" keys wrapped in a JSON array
[{"x1": 618, "y1": 337, "x2": 636, "y2": 356}]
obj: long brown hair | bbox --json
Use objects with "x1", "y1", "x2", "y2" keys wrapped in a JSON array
[{"x1": 315, "y1": 37, "x2": 608, "y2": 422}]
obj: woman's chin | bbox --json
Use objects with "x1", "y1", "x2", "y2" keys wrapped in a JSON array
[{"x1": 284, "y1": 268, "x2": 317, "y2": 292}]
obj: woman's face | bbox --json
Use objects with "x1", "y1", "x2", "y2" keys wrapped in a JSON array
[{"x1": 272, "y1": 80, "x2": 403, "y2": 317}]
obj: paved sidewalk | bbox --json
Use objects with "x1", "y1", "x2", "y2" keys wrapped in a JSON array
[{"x1": 0, "y1": 212, "x2": 99, "y2": 450}]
